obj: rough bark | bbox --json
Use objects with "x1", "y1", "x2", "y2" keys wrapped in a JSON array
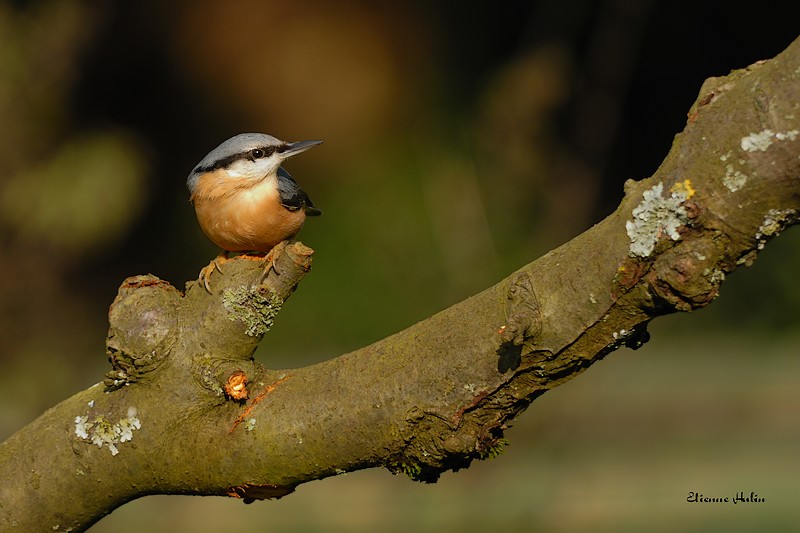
[{"x1": 2, "y1": 36, "x2": 799, "y2": 532}]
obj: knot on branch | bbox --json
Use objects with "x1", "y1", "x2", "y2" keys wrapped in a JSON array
[
  {"x1": 223, "y1": 370, "x2": 249, "y2": 401},
  {"x1": 646, "y1": 238, "x2": 726, "y2": 312},
  {"x1": 388, "y1": 413, "x2": 509, "y2": 483},
  {"x1": 614, "y1": 236, "x2": 726, "y2": 315},
  {"x1": 105, "y1": 275, "x2": 181, "y2": 389},
  {"x1": 497, "y1": 271, "x2": 541, "y2": 373}
]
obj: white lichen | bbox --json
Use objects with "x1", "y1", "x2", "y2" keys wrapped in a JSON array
[
  {"x1": 706, "y1": 268, "x2": 726, "y2": 284},
  {"x1": 775, "y1": 130, "x2": 799, "y2": 141},
  {"x1": 740, "y1": 129, "x2": 799, "y2": 152},
  {"x1": 74, "y1": 406, "x2": 141, "y2": 456},
  {"x1": 723, "y1": 164, "x2": 748, "y2": 192},
  {"x1": 626, "y1": 181, "x2": 692, "y2": 257},
  {"x1": 74, "y1": 417, "x2": 90, "y2": 439},
  {"x1": 755, "y1": 208, "x2": 798, "y2": 249},
  {"x1": 741, "y1": 130, "x2": 775, "y2": 152},
  {"x1": 245, "y1": 418, "x2": 257, "y2": 432}
]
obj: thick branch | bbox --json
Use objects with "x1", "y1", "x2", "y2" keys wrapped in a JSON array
[{"x1": 2, "y1": 36, "x2": 800, "y2": 531}]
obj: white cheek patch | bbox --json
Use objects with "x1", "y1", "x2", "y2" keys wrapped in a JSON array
[{"x1": 226, "y1": 156, "x2": 282, "y2": 179}]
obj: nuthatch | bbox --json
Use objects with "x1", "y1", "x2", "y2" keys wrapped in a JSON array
[{"x1": 187, "y1": 133, "x2": 322, "y2": 290}]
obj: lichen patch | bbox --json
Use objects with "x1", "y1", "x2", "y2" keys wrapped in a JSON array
[
  {"x1": 740, "y1": 129, "x2": 799, "y2": 152},
  {"x1": 74, "y1": 406, "x2": 141, "y2": 456},
  {"x1": 626, "y1": 181, "x2": 693, "y2": 257},
  {"x1": 755, "y1": 208, "x2": 798, "y2": 249},
  {"x1": 222, "y1": 285, "x2": 284, "y2": 337},
  {"x1": 723, "y1": 164, "x2": 748, "y2": 192}
]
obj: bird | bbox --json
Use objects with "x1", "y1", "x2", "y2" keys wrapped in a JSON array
[{"x1": 187, "y1": 133, "x2": 322, "y2": 291}]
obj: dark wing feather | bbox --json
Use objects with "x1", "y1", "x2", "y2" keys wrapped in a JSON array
[{"x1": 276, "y1": 167, "x2": 321, "y2": 216}]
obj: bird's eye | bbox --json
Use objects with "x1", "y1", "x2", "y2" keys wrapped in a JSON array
[{"x1": 251, "y1": 148, "x2": 265, "y2": 159}]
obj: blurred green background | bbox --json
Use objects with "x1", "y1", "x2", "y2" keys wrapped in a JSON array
[{"x1": 1, "y1": 0, "x2": 799, "y2": 531}]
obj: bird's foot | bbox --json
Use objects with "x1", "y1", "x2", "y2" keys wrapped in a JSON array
[
  {"x1": 197, "y1": 242, "x2": 289, "y2": 292},
  {"x1": 261, "y1": 241, "x2": 288, "y2": 280},
  {"x1": 198, "y1": 251, "x2": 230, "y2": 292}
]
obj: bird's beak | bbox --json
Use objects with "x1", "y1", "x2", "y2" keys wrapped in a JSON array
[{"x1": 281, "y1": 140, "x2": 323, "y2": 159}]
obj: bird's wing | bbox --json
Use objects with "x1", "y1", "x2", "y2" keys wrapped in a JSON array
[{"x1": 276, "y1": 167, "x2": 321, "y2": 216}]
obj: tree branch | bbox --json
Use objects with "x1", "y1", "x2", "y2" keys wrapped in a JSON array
[{"x1": 2, "y1": 36, "x2": 799, "y2": 532}]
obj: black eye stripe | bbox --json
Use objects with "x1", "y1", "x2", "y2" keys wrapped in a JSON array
[
  {"x1": 249, "y1": 145, "x2": 282, "y2": 160},
  {"x1": 192, "y1": 145, "x2": 283, "y2": 174}
]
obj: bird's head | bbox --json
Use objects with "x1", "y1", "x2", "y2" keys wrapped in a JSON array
[{"x1": 187, "y1": 133, "x2": 322, "y2": 193}]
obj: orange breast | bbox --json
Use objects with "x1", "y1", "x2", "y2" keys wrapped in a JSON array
[{"x1": 191, "y1": 171, "x2": 306, "y2": 252}]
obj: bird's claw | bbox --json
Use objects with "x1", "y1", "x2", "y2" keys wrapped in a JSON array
[
  {"x1": 260, "y1": 241, "x2": 287, "y2": 281},
  {"x1": 199, "y1": 242, "x2": 289, "y2": 292},
  {"x1": 198, "y1": 251, "x2": 230, "y2": 293}
]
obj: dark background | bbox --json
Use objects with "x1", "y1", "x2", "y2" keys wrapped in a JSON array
[{"x1": 1, "y1": 1, "x2": 799, "y2": 530}]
